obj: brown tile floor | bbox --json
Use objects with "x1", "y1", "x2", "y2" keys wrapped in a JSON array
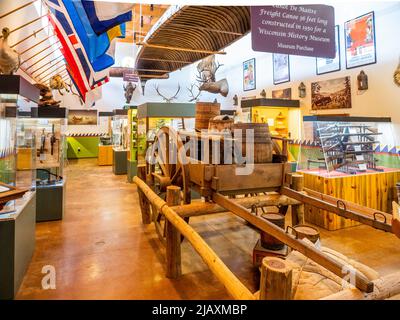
[{"x1": 16, "y1": 159, "x2": 400, "y2": 299}]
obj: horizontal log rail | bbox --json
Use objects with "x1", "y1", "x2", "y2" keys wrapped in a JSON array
[
  {"x1": 321, "y1": 271, "x2": 400, "y2": 300},
  {"x1": 281, "y1": 187, "x2": 393, "y2": 233},
  {"x1": 212, "y1": 192, "x2": 374, "y2": 293},
  {"x1": 137, "y1": 42, "x2": 227, "y2": 55},
  {"x1": 133, "y1": 176, "x2": 255, "y2": 300},
  {"x1": 172, "y1": 193, "x2": 301, "y2": 218}
]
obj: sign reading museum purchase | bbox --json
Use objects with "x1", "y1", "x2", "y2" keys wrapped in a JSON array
[{"x1": 251, "y1": 5, "x2": 335, "y2": 58}]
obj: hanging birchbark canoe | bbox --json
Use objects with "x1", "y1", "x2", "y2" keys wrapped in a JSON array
[{"x1": 135, "y1": 6, "x2": 250, "y2": 80}]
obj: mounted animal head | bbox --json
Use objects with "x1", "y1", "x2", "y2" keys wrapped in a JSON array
[
  {"x1": 49, "y1": 75, "x2": 70, "y2": 96},
  {"x1": 196, "y1": 55, "x2": 228, "y2": 97},
  {"x1": 123, "y1": 82, "x2": 137, "y2": 104}
]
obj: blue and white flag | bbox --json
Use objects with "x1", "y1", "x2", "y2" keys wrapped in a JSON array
[
  {"x1": 62, "y1": 0, "x2": 128, "y2": 72},
  {"x1": 81, "y1": 0, "x2": 132, "y2": 35}
]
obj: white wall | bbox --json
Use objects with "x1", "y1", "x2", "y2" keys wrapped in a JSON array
[{"x1": 62, "y1": 2, "x2": 400, "y2": 139}]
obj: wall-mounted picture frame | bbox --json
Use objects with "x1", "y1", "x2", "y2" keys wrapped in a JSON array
[
  {"x1": 273, "y1": 54, "x2": 290, "y2": 85},
  {"x1": 311, "y1": 76, "x2": 352, "y2": 110},
  {"x1": 316, "y1": 25, "x2": 341, "y2": 75},
  {"x1": 344, "y1": 11, "x2": 377, "y2": 69},
  {"x1": 68, "y1": 109, "x2": 98, "y2": 125},
  {"x1": 243, "y1": 58, "x2": 256, "y2": 91},
  {"x1": 272, "y1": 88, "x2": 292, "y2": 100}
]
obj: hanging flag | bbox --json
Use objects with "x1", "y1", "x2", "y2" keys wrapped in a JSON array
[
  {"x1": 81, "y1": 0, "x2": 132, "y2": 35},
  {"x1": 46, "y1": 0, "x2": 108, "y2": 103},
  {"x1": 62, "y1": 0, "x2": 128, "y2": 72}
]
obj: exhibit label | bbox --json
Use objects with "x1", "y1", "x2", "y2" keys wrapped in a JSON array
[{"x1": 251, "y1": 5, "x2": 335, "y2": 58}]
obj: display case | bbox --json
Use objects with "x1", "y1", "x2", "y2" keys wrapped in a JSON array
[
  {"x1": 296, "y1": 115, "x2": 400, "y2": 230},
  {"x1": 137, "y1": 102, "x2": 196, "y2": 165},
  {"x1": 98, "y1": 111, "x2": 113, "y2": 166},
  {"x1": 240, "y1": 98, "x2": 301, "y2": 139},
  {"x1": 127, "y1": 107, "x2": 138, "y2": 182},
  {"x1": 111, "y1": 109, "x2": 128, "y2": 175},
  {"x1": 31, "y1": 106, "x2": 67, "y2": 222},
  {"x1": 0, "y1": 75, "x2": 37, "y2": 299}
]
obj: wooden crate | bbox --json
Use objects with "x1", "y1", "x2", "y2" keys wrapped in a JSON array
[
  {"x1": 303, "y1": 170, "x2": 400, "y2": 230},
  {"x1": 98, "y1": 145, "x2": 113, "y2": 166}
]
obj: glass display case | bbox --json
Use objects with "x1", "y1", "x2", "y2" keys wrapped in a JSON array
[
  {"x1": 112, "y1": 113, "x2": 129, "y2": 151},
  {"x1": 137, "y1": 102, "x2": 196, "y2": 165},
  {"x1": 98, "y1": 111, "x2": 113, "y2": 146},
  {"x1": 297, "y1": 116, "x2": 400, "y2": 177},
  {"x1": 240, "y1": 98, "x2": 301, "y2": 139},
  {"x1": 0, "y1": 93, "x2": 37, "y2": 215},
  {"x1": 128, "y1": 108, "x2": 138, "y2": 162}
]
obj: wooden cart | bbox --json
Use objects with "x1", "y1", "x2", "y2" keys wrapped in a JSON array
[{"x1": 134, "y1": 126, "x2": 400, "y2": 300}]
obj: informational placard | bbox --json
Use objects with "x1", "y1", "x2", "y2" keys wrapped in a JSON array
[
  {"x1": 251, "y1": 5, "x2": 335, "y2": 58},
  {"x1": 123, "y1": 71, "x2": 140, "y2": 83}
]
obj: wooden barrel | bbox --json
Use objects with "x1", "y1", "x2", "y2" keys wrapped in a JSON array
[
  {"x1": 260, "y1": 213, "x2": 285, "y2": 250},
  {"x1": 195, "y1": 102, "x2": 220, "y2": 131},
  {"x1": 232, "y1": 123, "x2": 273, "y2": 163},
  {"x1": 293, "y1": 224, "x2": 320, "y2": 243},
  {"x1": 208, "y1": 119, "x2": 234, "y2": 132}
]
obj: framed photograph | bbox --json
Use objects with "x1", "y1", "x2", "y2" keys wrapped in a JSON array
[
  {"x1": 311, "y1": 76, "x2": 352, "y2": 110},
  {"x1": 273, "y1": 54, "x2": 290, "y2": 85},
  {"x1": 243, "y1": 58, "x2": 256, "y2": 91},
  {"x1": 68, "y1": 110, "x2": 98, "y2": 125},
  {"x1": 344, "y1": 11, "x2": 377, "y2": 69},
  {"x1": 272, "y1": 88, "x2": 292, "y2": 99},
  {"x1": 316, "y1": 25, "x2": 341, "y2": 75}
]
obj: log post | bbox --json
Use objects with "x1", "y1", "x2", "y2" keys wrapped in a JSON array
[
  {"x1": 166, "y1": 186, "x2": 182, "y2": 279},
  {"x1": 137, "y1": 165, "x2": 151, "y2": 224},
  {"x1": 291, "y1": 174, "x2": 305, "y2": 225},
  {"x1": 260, "y1": 257, "x2": 292, "y2": 300}
]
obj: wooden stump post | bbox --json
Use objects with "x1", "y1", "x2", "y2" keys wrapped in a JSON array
[
  {"x1": 260, "y1": 257, "x2": 292, "y2": 300},
  {"x1": 166, "y1": 185, "x2": 182, "y2": 278},
  {"x1": 291, "y1": 174, "x2": 305, "y2": 225},
  {"x1": 137, "y1": 165, "x2": 151, "y2": 224}
]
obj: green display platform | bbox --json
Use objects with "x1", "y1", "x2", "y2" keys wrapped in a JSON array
[
  {"x1": 36, "y1": 180, "x2": 65, "y2": 222},
  {"x1": 67, "y1": 137, "x2": 99, "y2": 159},
  {"x1": 113, "y1": 149, "x2": 127, "y2": 175},
  {"x1": 127, "y1": 160, "x2": 138, "y2": 183},
  {"x1": 0, "y1": 193, "x2": 36, "y2": 300}
]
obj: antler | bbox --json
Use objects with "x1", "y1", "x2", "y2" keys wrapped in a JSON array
[
  {"x1": 187, "y1": 83, "x2": 201, "y2": 102},
  {"x1": 154, "y1": 84, "x2": 180, "y2": 103}
]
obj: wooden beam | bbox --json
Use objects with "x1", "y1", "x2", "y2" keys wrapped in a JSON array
[
  {"x1": 281, "y1": 187, "x2": 393, "y2": 233},
  {"x1": 39, "y1": 66, "x2": 66, "y2": 83},
  {"x1": 168, "y1": 23, "x2": 243, "y2": 36},
  {"x1": 22, "y1": 41, "x2": 59, "y2": 64},
  {"x1": 31, "y1": 55, "x2": 63, "y2": 75},
  {"x1": 139, "y1": 57, "x2": 192, "y2": 64},
  {"x1": 37, "y1": 61, "x2": 65, "y2": 81},
  {"x1": 321, "y1": 271, "x2": 400, "y2": 300},
  {"x1": 172, "y1": 193, "x2": 302, "y2": 218},
  {"x1": 138, "y1": 42, "x2": 226, "y2": 55},
  {"x1": 133, "y1": 176, "x2": 255, "y2": 300},
  {"x1": 19, "y1": 35, "x2": 56, "y2": 55},
  {"x1": 139, "y1": 74, "x2": 169, "y2": 79},
  {"x1": 260, "y1": 257, "x2": 292, "y2": 300},
  {"x1": 0, "y1": 14, "x2": 48, "y2": 39},
  {"x1": 25, "y1": 45, "x2": 62, "y2": 71},
  {"x1": 212, "y1": 192, "x2": 374, "y2": 293},
  {"x1": 0, "y1": 0, "x2": 38, "y2": 19},
  {"x1": 10, "y1": 26, "x2": 48, "y2": 48},
  {"x1": 135, "y1": 68, "x2": 171, "y2": 73},
  {"x1": 165, "y1": 186, "x2": 182, "y2": 279}
]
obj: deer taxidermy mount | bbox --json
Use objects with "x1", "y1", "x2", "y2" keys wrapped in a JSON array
[
  {"x1": 154, "y1": 84, "x2": 180, "y2": 103},
  {"x1": 187, "y1": 83, "x2": 201, "y2": 102},
  {"x1": 196, "y1": 55, "x2": 229, "y2": 97},
  {"x1": 0, "y1": 27, "x2": 20, "y2": 74},
  {"x1": 124, "y1": 82, "x2": 136, "y2": 104}
]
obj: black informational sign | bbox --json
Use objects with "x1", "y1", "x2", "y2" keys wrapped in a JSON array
[{"x1": 251, "y1": 5, "x2": 335, "y2": 58}]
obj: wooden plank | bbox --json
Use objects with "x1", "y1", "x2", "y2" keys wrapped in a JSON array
[
  {"x1": 212, "y1": 192, "x2": 374, "y2": 293},
  {"x1": 138, "y1": 42, "x2": 227, "y2": 55},
  {"x1": 133, "y1": 176, "x2": 255, "y2": 300},
  {"x1": 166, "y1": 186, "x2": 182, "y2": 278},
  {"x1": 172, "y1": 193, "x2": 302, "y2": 218},
  {"x1": 211, "y1": 163, "x2": 284, "y2": 192},
  {"x1": 282, "y1": 187, "x2": 392, "y2": 233}
]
